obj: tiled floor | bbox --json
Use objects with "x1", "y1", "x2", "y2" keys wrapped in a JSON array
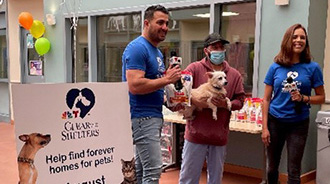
[
  {"x1": 0, "y1": 122, "x2": 316, "y2": 184},
  {"x1": 0, "y1": 123, "x2": 19, "y2": 183}
]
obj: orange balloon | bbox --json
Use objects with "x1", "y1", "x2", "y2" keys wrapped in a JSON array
[{"x1": 18, "y1": 12, "x2": 33, "y2": 30}]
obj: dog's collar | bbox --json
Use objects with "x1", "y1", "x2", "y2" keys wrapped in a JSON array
[
  {"x1": 212, "y1": 85, "x2": 222, "y2": 91},
  {"x1": 18, "y1": 157, "x2": 34, "y2": 168}
]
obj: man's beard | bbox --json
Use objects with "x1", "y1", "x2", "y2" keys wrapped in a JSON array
[{"x1": 148, "y1": 28, "x2": 166, "y2": 43}]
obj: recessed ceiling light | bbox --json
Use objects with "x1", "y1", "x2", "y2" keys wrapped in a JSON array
[
  {"x1": 222, "y1": 12, "x2": 239, "y2": 16},
  {"x1": 193, "y1": 12, "x2": 239, "y2": 18}
]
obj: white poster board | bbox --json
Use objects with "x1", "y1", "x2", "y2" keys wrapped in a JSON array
[{"x1": 12, "y1": 82, "x2": 134, "y2": 184}]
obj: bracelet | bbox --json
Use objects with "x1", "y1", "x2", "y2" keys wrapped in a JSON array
[
  {"x1": 307, "y1": 96, "x2": 311, "y2": 104},
  {"x1": 300, "y1": 94, "x2": 304, "y2": 102}
]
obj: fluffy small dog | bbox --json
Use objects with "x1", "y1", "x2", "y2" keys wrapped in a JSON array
[
  {"x1": 17, "y1": 133, "x2": 51, "y2": 184},
  {"x1": 181, "y1": 71, "x2": 231, "y2": 120}
]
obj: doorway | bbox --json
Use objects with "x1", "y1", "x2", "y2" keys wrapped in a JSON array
[{"x1": 20, "y1": 28, "x2": 45, "y2": 83}]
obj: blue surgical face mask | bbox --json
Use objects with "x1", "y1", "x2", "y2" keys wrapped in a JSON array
[{"x1": 209, "y1": 50, "x2": 226, "y2": 65}]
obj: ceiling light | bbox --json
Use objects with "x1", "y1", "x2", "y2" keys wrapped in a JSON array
[
  {"x1": 193, "y1": 13, "x2": 210, "y2": 18},
  {"x1": 193, "y1": 12, "x2": 239, "y2": 18},
  {"x1": 222, "y1": 12, "x2": 239, "y2": 16}
]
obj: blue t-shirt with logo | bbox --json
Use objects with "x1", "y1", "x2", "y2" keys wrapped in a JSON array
[
  {"x1": 264, "y1": 61, "x2": 324, "y2": 122},
  {"x1": 122, "y1": 36, "x2": 166, "y2": 119}
]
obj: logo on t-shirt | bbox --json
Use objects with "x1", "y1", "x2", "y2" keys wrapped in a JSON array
[
  {"x1": 282, "y1": 71, "x2": 301, "y2": 93},
  {"x1": 287, "y1": 71, "x2": 298, "y2": 80},
  {"x1": 157, "y1": 57, "x2": 165, "y2": 78}
]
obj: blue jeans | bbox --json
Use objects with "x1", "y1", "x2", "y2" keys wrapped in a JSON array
[
  {"x1": 131, "y1": 117, "x2": 163, "y2": 184},
  {"x1": 267, "y1": 114, "x2": 309, "y2": 184},
  {"x1": 179, "y1": 140, "x2": 226, "y2": 184}
]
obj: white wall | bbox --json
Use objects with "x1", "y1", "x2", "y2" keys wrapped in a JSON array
[
  {"x1": 7, "y1": 0, "x2": 44, "y2": 120},
  {"x1": 321, "y1": 1, "x2": 330, "y2": 110},
  {"x1": 7, "y1": 0, "x2": 44, "y2": 83}
]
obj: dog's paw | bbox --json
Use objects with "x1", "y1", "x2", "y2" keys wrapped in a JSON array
[
  {"x1": 179, "y1": 107, "x2": 195, "y2": 120},
  {"x1": 183, "y1": 115, "x2": 195, "y2": 120},
  {"x1": 212, "y1": 115, "x2": 217, "y2": 120},
  {"x1": 226, "y1": 98, "x2": 232, "y2": 111}
]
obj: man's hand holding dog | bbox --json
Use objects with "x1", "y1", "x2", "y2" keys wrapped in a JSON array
[
  {"x1": 191, "y1": 95, "x2": 209, "y2": 108},
  {"x1": 211, "y1": 94, "x2": 228, "y2": 109},
  {"x1": 191, "y1": 94, "x2": 228, "y2": 109}
]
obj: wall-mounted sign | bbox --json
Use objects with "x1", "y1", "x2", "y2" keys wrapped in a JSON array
[
  {"x1": 275, "y1": 0, "x2": 289, "y2": 5},
  {"x1": 27, "y1": 34, "x2": 34, "y2": 49}
]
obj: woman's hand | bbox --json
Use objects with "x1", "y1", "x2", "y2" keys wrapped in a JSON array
[
  {"x1": 261, "y1": 128, "x2": 271, "y2": 146},
  {"x1": 290, "y1": 90, "x2": 303, "y2": 102}
]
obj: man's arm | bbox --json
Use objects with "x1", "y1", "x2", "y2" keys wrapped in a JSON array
[
  {"x1": 126, "y1": 65, "x2": 181, "y2": 95},
  {"x1": 229, "y1": 93, "x2": 245, "y2": 111}
]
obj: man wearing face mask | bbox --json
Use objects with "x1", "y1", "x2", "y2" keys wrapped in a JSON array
[{"x1": 179, "y1": 33, "x2": 245, "y2": 184}]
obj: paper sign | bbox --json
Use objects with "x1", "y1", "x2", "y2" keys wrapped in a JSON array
[{"x1": 13, "y1": 83, "x2": 134, "y2": 184}]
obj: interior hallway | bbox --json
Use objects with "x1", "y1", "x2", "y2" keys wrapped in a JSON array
[{"x1": 0, "y1": 123, "x2": 316, "y2": 184}]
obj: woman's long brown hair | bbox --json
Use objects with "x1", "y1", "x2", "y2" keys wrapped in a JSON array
[{"x1": 274, "y1": 24, "x2": 311, "y2": 66}]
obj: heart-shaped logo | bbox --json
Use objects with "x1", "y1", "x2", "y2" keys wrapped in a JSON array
[
  {"x1": 287, "y1": 71, "x2": 299, "y2": 79},
  {"x1": 66, "y1": 88, "x2": 95, "y2": 118}
]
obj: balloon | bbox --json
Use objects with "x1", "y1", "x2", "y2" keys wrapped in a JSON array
[
  {"x1": 30, "y1": 20, "x2": 45, "y2": 39},
  {"x1": 35, "y1": 38, "x2": 51, "y2": 56},
  {"x1": 18, "y1": 12, "x2": 33, "y2": 30}
]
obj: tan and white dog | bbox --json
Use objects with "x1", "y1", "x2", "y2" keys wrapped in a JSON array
[
  {"x1": 181, "y1": 71, "x2": 231, "y2": 120},
  {"x1": 17, "y1": 133, "x2": 51, "y2": 184}
]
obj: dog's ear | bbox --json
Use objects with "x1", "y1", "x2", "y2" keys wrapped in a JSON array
[
  {"x1": 19, "y1": 134, "x2": 30, "y2": 142},
  {"x1": 206, "y1": 72, "x2": 213, "y2": 79}
]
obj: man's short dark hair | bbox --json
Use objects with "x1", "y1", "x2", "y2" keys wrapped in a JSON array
[{"x1": 144, "y1": 5, "x2": 169, "y2": 21}]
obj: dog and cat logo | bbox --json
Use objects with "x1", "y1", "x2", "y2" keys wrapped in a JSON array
[
  {"x1": 156, "y1": 57, "x2": 165, "y2": 78},
  {"x1": 62, "y1": 88, "x2": 96, "y2": 119}
]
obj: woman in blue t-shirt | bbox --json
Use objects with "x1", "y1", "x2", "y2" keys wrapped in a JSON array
[{"x1": 262, "y1": 24, "x2": 325, "y2": 184}]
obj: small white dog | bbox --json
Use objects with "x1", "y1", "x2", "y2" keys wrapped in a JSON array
[{"x1": 181, "y1": 71, "x2": 231, "y2": 120}]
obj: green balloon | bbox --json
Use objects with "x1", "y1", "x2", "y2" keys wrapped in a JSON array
[{"x1": 35, "y1": 37, "x2": 51, "y2": 56}]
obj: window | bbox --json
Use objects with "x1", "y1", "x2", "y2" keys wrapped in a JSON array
[
  {"x1": 219, "y1": 1, "x2": 256, "y2": 95},
  {"x1": 75, "y1": 17, "x2": 88, "y2": 82},
  {"x1": 0, "y1": 29, "x2": 7, "y2": 79},
  {"x1": 160, "y1": 6, "x2": 210, "y2": 68},
  {"x1": 96, "y1": 13, "x2": 141, "y2": 82},
  {"x1": 93, "y1": 1, "x2": 257, "y2": 90}
]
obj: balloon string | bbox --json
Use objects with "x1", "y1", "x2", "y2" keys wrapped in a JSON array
[
  {"x1": 60, "y1": 0, "x2": 83, "y2": 83},
  {"x1": 73, "y1": 20, "x2": 77, "y2": 83}
]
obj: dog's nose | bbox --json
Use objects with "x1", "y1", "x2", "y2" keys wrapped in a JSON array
[{"x1": 224, "y1": 81, "x2": 228, "y2": 86}]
